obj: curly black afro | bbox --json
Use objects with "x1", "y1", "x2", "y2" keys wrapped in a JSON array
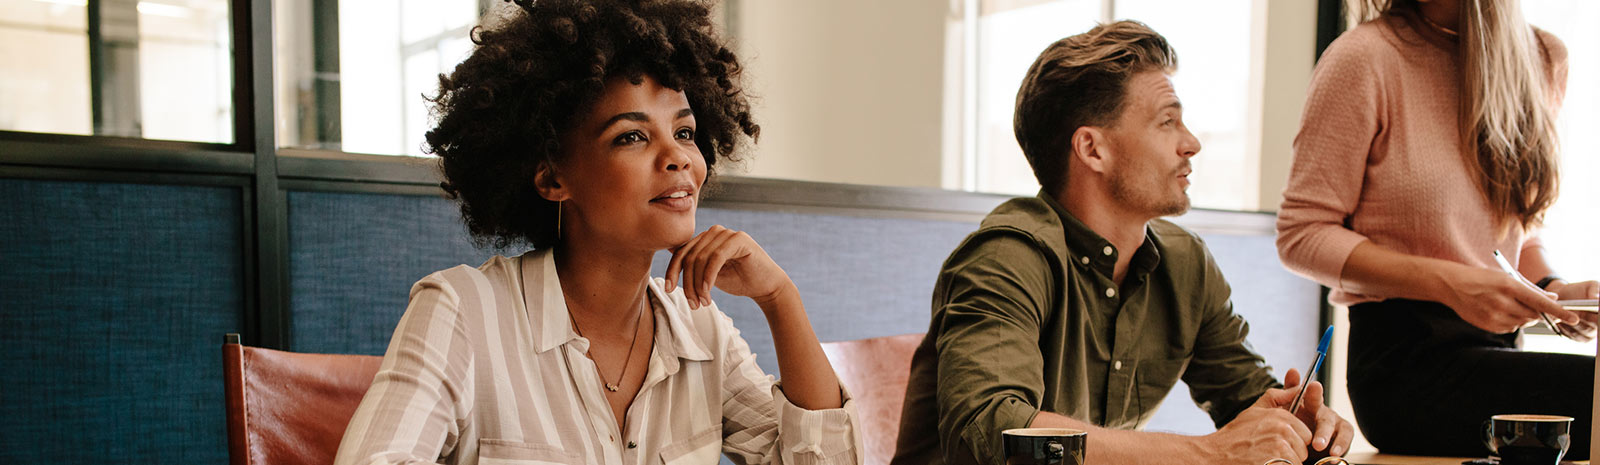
[{"x1": 427, "y1": 0, "x2": 759, "y2": 250}]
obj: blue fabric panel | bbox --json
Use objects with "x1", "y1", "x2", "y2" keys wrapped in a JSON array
[
  {"x1": 282, "y1": 189, "x2": 1322, "y2": 439},
  {"x1": 648, "y1": 209, "x2": 978, "y2": 376},
  {"x1": 1143, "y1": 232, "x2": 1323, "y2": 435},
  {"x1": 0, "y1": 178, "x2": 243, "y2": 464},
  {"x1": 286, "y1": 191, "x2": 508, "y2": 355}
]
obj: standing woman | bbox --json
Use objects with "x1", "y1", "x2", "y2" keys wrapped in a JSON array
[
  {"x1": 1278, "y1": 0, "x2": 1600, "y2": 457},
  {"x1": 333, "y1": 1, "x2": 861, "y2": 464}
]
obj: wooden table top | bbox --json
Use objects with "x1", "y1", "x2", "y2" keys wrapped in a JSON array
[
  {"x1": 1341, "y1": 451, "x2": 1585, "y2": 465},
  {"x1": 1340, "y1": 452, "x2": 1473, "y2": 464}
]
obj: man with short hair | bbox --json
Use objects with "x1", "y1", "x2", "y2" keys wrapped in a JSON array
[{"x1": 891, "y1": 21, "x2": 1354, "y2": 465}]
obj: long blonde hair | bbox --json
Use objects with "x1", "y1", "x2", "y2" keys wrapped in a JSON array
[{"x1": 1349, "y1": 0, "x2": 1560, "y2": 230}]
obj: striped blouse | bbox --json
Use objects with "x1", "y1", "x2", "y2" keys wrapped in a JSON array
[{"x1": 334, "y1": 249, "x2": 862, "y2": 465}]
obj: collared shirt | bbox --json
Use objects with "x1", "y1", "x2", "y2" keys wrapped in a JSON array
[
  {"x1": 335, "y1": 249, "x2": 861, "y2": 465},
  {"x1": 892, "y1": 192, "x2": 1278, "y2": 465}
]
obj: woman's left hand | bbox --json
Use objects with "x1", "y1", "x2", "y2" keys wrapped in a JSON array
[
  {"x1": 665, "y1": 225, "x2": 795, "y2": 310},
  {"x1": 1550, "y1": 280, "x2": 1600, "y2": 341}
]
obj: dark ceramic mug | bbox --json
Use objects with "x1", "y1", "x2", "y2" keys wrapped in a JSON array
[
  {"x1": 1002, "y1": 428, "x2": 1086, "y2": 465},
  {"x1": 1483, "y1": 414, "x2": 1573, "y2": 465}
]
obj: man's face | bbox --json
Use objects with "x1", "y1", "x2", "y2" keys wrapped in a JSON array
[{"x1": 1099, "y1": 70, "x2": 1201, "y2": 218}]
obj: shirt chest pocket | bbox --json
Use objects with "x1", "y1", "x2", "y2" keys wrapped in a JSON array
[
  {"x1": 478, "y1": 439, "x2": 582, "y2": 465},
  {"x1": 658, "y1": 426, "x2": 722, "y2": 465}
]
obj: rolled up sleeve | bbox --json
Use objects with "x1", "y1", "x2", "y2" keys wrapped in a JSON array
[
  {"x1": 1181, "y1": 250, "x2": 1280, "y2": 427},
  {"x1": 774, "y1": 384, "x2": 863, "y2": 464},
  {"x1": 932, "y1": 232, "x2": 1054, "y2": 465},
  {"x1": 719, "y1": 313, "x2": 861, "y2": 465},
  {"x1": 1275, "y1": 34, "x2": 1382, "y2": 289}
]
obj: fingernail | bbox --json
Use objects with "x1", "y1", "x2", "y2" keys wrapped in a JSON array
[
  {"x1": 1315, "y1": 438, "x2": 1328, "y2": 449},
  {"x1": 1331, "y1": 445, "x2": 1343, "y2": 456}
]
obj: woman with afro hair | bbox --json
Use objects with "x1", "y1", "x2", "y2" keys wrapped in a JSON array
[{"x1": 333, "y1": 1, "x2": 862, "y2": 464}]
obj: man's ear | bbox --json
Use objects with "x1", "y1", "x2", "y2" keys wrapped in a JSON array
[
  {"x1": 1071, "y1": 126, "x2": 1111, "y2": 174},
  {"x1": 533, "y1": 162, "x2": 569, "y2": 202}
]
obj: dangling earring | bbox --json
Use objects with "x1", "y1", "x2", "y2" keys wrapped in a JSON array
[{"x1": 556, "y1": 200, "x2": 562, "y2": 241}]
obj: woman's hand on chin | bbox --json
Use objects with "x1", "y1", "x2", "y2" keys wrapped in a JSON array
[{"x1": 665, "y1": 225, "x2": 795, "y2": 311}]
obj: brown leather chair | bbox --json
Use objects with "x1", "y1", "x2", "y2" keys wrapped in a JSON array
[
  {"x1": 222, "y1": 334, "x2": 384, "y2": 465},
  {"x1": 821, "y1": 332, "x2": 926, "y2": 465}
]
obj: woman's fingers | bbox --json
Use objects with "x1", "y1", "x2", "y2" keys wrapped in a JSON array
[
  {"x1": 1561, "y1": 280, "x2": 1600, "y2": 300},
  {"x1": 667, "y1": 226, "x2": 785, "y2": 306},
  {"x1": 666, "y1": 228, "x2": 710, "y2": 292},
  {"x1": 682, "y1": 226, "x2": 726, "y2": 308},
  {"x1": 668, "y1": 226, "x2": 717, "y2": 302},
  {"x1": 1524, "y1": 293, "x2": 1580, "y2": 324},
  {"x1": 1506, "y1": 275, "x2": 1578, "y2": 324},
  {"x1": 696, "y1": 239, "x2": 743, "y2": 307},
  {"x1": 670, "y1": 225, "x2": 757, "y2": 309},
  {"x1": 690, "y1": 228, "x2": 739, "y2": 308}
]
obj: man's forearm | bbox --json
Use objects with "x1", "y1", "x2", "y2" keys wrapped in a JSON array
[{"x1": 1029, "y1": 411, "x2": 1212, "y2": 465}]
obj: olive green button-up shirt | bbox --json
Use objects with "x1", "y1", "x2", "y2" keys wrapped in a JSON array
[{"x1": 891, "y1": 193, "x2": 1279, "y2": 465}]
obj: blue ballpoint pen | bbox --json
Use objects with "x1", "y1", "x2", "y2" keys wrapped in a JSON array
[{"x1": 1289, "y1": 326, "x2": 1335, "y2": 414}]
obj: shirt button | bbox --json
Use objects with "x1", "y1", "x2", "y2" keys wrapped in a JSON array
[
  {"x1": 627, "y1": 441, "x2": 637, "y2": 449},
  {"x1": 1105, "y1": 287, "x2": 1116, "y2": 298},
  {"x1": 1102, "y1": 246, "x2": 1113, "y2": 256},
  {"x1": 1079, "y1": 256, "x2": 1089, "y2": 265},
  {"x1": 1113, "y1": 360, "x2": 1123, "y2": 370}
]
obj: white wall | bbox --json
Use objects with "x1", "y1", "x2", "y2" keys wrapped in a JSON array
[
  {"x1": 1250, "y1": 0, "x2": 1316, "y2": 212},
  {"x1": 729, "y1": 0, "x2": 950, "y2": 189},
  {"x1": 728, "y1": 0, "x2": 1319, "y2": 203}
]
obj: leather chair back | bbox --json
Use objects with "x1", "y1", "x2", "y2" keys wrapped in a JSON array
[
  {"x1": 223, "y1": 335, "x2": 383, "y2": 465},
  {"x1": 821, "y1": 333, "x2": 925, "y2": 465}
]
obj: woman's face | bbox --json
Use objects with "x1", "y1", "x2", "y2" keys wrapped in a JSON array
[{"x1": 544, "y1": 74, "x2": 707, "y2": 253}]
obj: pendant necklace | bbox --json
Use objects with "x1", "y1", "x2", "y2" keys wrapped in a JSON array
[{"x1": 569, "y1": 294, "x2": 646, "y2": 392}]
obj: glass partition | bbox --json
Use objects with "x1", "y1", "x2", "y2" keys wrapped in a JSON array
[
  {"x1": 0, "y1": 0, "x2": 233, "y2": 144},
  {"x1": 274, "y1": 0, "x2": 483, "y2": 157}
]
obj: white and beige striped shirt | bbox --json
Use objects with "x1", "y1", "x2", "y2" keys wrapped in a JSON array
[{"x1": 334, "y1": 249, "x2": 862, "y2": 465}]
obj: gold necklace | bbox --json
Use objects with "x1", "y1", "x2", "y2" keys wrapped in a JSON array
[
  {"x1": 520, "y1": 264, "x2": 648, "y2": 393},
  {"x1": 1416, "y1": 12, "x2": 1459, "y2": 37},
  {"x1": 568, "y1": 294, "x2": 647, "y2": 393}
]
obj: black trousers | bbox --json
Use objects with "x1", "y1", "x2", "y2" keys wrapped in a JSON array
[{"x1": 1348, "y1": 299, "x2": 1593, "y2": 459}]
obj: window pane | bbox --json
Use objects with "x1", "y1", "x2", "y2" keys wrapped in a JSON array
[
  {"x1": 1115, "y1": 0, "x2": 1254, "y2": 211},
  {"x1": 139, "y1": 0, "x2": 232, "y2": 143},
  {"x1": 0, "y1": 0, "x2": 91, "y2": 136},
  {"x1": 275, "y1": 0, "x2": 482, "y2": 157},
  {"x1": 971, "y1": 0, "x2": 1258, "y2": 211},
  {"x1": 1522, "y1": 1, "x2": 1600, "y2": 287},
  {"x1": 0, "y1": 0, "x2": 233, "y2": 143},
  {"x1": 974, "y1": 0, "x2": 1102, "y2": 196}
]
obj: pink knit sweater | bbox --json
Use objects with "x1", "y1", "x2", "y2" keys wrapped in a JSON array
[{"x1": 1276, "y1": 13, "x2": 1568, "y2": 306}]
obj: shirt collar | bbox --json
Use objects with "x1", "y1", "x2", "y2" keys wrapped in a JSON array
[
  {"x1": 1037, "y1": 190, "x2": 1164, "y2": 279},
  {"x1": 520, "y1": 249, "x2": 712, "y2": 362},
  {"x1": 644, "y1": 278, "x2": 714, "y2": 362}
]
